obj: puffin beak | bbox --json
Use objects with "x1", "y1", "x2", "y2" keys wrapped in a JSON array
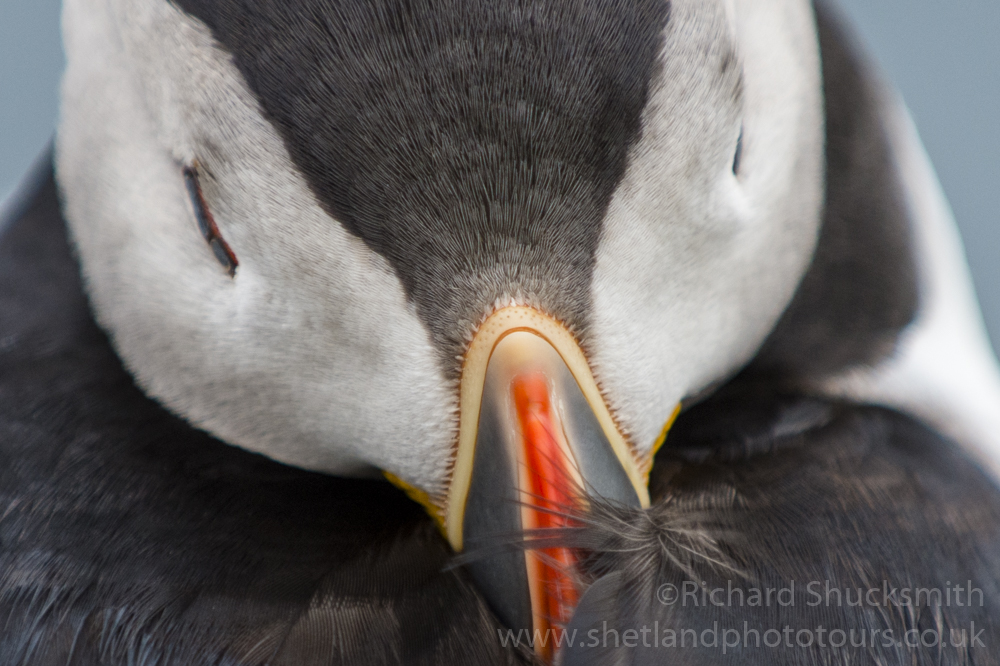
[{"x1": 440, "y1": 306, "x2": 672, "y2": 662}]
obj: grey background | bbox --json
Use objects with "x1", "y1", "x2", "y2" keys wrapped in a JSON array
[{"x1": 2, "y1": 0, "x2": 998, "y2": 352}]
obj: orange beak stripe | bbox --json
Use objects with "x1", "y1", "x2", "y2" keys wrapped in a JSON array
[{"x1": 513, "y1": 372, "x2": 581, "y2": 660}]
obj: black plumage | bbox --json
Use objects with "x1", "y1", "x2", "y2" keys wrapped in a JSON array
[
  {"x1": 749, "y1": 1, "x2": 919, "y2": 379},
  {"x1": 1, "y1": 2, "x2": 998, "y2": 664},
  {"x1": 563, "y1": 385, "x2": 1000, "y2": 664}
]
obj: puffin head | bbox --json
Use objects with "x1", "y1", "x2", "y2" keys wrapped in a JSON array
[{"x1": 56, "y1": 0, "x2": 823, "y2": 648}]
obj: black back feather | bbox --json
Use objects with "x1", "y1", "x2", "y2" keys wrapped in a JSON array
[
  {"x1": 559, "y1": 388, "x2": 1000, "y2": 665},
  {"x1": 748, "y1": 1, "x2": 920, "y2": 380}
]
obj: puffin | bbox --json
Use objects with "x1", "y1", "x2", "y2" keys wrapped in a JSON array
[{"x1": 2, "y1": 0, "x2": 1000, "y2": 663}]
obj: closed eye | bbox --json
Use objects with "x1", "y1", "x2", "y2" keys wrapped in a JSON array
[
  {"x1": 732, "y1": 125, "x2": 744, "y2": 176},
  {"x1": 183, "y1": 165, "x2": 239, "y2": 277}
]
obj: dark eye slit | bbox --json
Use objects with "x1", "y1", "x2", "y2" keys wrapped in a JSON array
[
  {"x1": 183, "y1": 165, "x2": 239, "y2": 277},
  {"x1": 732, "y1": 125, "x2": 744, "y2": 176}
]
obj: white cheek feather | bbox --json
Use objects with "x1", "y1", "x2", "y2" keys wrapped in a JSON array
[
  {"x1": 58, "y1": 0, "x2": 457, "y2": 494},
  {"x1": 820, "y1": 98, "x2": 1000, "y2": 480},
  {"x1": 589, "y1": 0, "x2": 824, "y2": 453}
]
